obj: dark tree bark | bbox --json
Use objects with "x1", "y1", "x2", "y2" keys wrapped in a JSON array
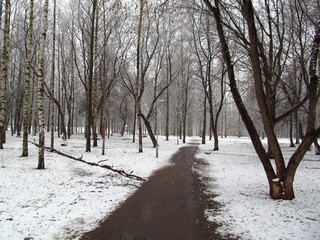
[
  {"x1": 289, "y1": 114, "x2": 295, "y2": 147},
  {"x1": 202, "y1": 0, "x2": 320, "y2": 200},
  {"x1": 86, "y1": 0, "x2": 97, "y2": 152},
  {"x1": 202, "y1": 0, "x2": 281, "y2": 199},
  {"x1": 50, "y1": 0, "x2": 56, "y2": 151},
  {"x1": 202, "y1": 93, "x2": 207, "y2": 144},
  {"x1": 135, "y1": 0, "x2": 144, "y2": 153}
]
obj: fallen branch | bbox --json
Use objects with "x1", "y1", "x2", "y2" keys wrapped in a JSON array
[{"x1": 29, "y1": 141, "x2": 145, "y2": 182}]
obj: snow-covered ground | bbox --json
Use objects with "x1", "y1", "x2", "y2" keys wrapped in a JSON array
[
  {"x1": 0, "y1": 133, "x2": 319, "y2": 239},
  {"x1": 0, "y1": 133, "x2": 178, "y2": 240},
  {"x1": 197, "y1": 137, "x2": 320, "y2": 240}
]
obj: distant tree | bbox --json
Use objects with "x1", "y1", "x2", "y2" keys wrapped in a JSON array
[
  {"x1": 50, "y1": 0, "x2": 56, "y2": 151},
  {"x1": 192, "y1": 13, "x2": 226, "y2": 150}
]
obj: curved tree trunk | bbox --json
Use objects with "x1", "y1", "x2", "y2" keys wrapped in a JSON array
[
  {"x1": 203, "y1": 0, "x2": 282, "y2": 199},
  {"x1": 140, "y1": 113, "x2": 157, "y2": 148},
  {"x1": 242, "y1": 0, "x2": 285, "y2": 180}
]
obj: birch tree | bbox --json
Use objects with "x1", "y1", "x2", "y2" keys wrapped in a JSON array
[
  {"x1": 37, "y1": 0, "x2": 49, "y2": 169},
  {"x1": 22, "y1": 0, "x2": 34, "y2": 156},
  {"x1": 0, "y1": 0, "x2": 10, "y2": 149}
]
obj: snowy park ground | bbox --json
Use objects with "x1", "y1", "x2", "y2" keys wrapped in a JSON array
[
  {"x1": 197, "y1": 137, "x2": 320, "y2": 240},
  {"x1": 0, "y1": 132, "x2": 319, "y2": 239}
]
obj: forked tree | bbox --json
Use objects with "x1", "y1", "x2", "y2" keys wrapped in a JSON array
[{"x1": 202, "y1": 0, "x2": 320, "y2": 200}]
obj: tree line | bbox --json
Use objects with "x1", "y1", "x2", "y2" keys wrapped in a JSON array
[{"x1": 0, "y1": 0, "x2": 319, "y2": 200}]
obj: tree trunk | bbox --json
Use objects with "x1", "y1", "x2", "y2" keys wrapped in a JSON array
[
  {"x1": 101, "y1": 49, "x2": 107, "y2": 155},
  {"x1": 86, "y1": 0, "x2": 97, "y2": 152},
  {"x1": 37, "y1": 0, "x2": 49, "y2": 169},
  {"x1": 165, "y1": 51, "x2": 171, "y2": 141},
  {"x1": 314, "y1": 139, "x2": 320, "y2": 155},
  {"x1": 295, "y1": 111, "x2": 300, "y2": 144},
  {"x1": 50, "y1": 0, "x2": 56, "y2": 152},
  {"x1": 203, "y1": 0, "x2": 281, "y2": 199},
  {"x1": 119, "y1": 94, "x2": 128, "y2": 137},
  {"x1": 22, "y1": 0, "x2": 33, "y2": 156},
  {"x1": 242, "y1": 0, "x2": 285, "y2": 179},
  {"x1": 165, "y1": 80, "x2": 170, "y2": 141},
  {"x1": 289, "y1": 114, "x2": 295, "y2": 147},
  {"x1": 136, "y1": 0, "x2": 144, "y2": 153},
  {"x1": 202, "y1": 93, "x2": 206, "y2": 144},
  {"x1": 182, "y1": 88, "x2": 187, "y2": 144},
  {"x1": 298, "y1": 29, "x2": 320, "y2": 167},
  {"x1": 208, "y1": 93, "x2": 218, "y2": 150},
  {"x1": 132, "y1": 101, "x2": 136, "y2": 143},
  {"x1": 0, "y1": 0, "x2": 10, "y2": 149},
  {"x1": 140, "y1": 113, "x2": 157, "y2": 148},
  {"x1": 92, "y1": 5, "x2": 99, "y2": 148}
]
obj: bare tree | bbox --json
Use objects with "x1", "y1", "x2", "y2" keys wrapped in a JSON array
[
  {"x1": 192, "y1": 12, "x2": 226, "y2": 150},
  {"x1": 37, "y1": 0, "x2": 49, "y2": 169},
  {"x1": 135, "y1": 0, "x2": 144, "y2": 153},
  {"x1": 22, "y1": 0, "x2": 34, "y2": 156},
  {"x1": 50, "y1": 0, "x2": 56, "y2": 151},
  {"x1": 85, "y1": 0, "x2": 97, "y2": 152},
  {"x1": 0, "y1": 0, "x2": 11, "y2": 149},
  {"x1": 202, "y1": 0, "x2": 320, "y2": 200}
]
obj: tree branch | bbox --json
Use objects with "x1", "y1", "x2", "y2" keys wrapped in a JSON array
[{"x1": 29, "y1": 141, "x2": 146, "y2": 182}]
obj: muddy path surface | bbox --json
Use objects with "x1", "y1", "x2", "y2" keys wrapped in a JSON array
[{"x1": 81, "y1": 144, "x2": 232, "y2": 240}]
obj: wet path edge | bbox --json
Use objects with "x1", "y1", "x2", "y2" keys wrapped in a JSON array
[{"x1": 81, "y1": 145, "x2": 216, "y2": 240}]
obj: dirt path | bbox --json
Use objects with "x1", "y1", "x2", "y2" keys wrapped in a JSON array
[{"x1": 81, "y1": 144, "x2": 229, "y2": 240}]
